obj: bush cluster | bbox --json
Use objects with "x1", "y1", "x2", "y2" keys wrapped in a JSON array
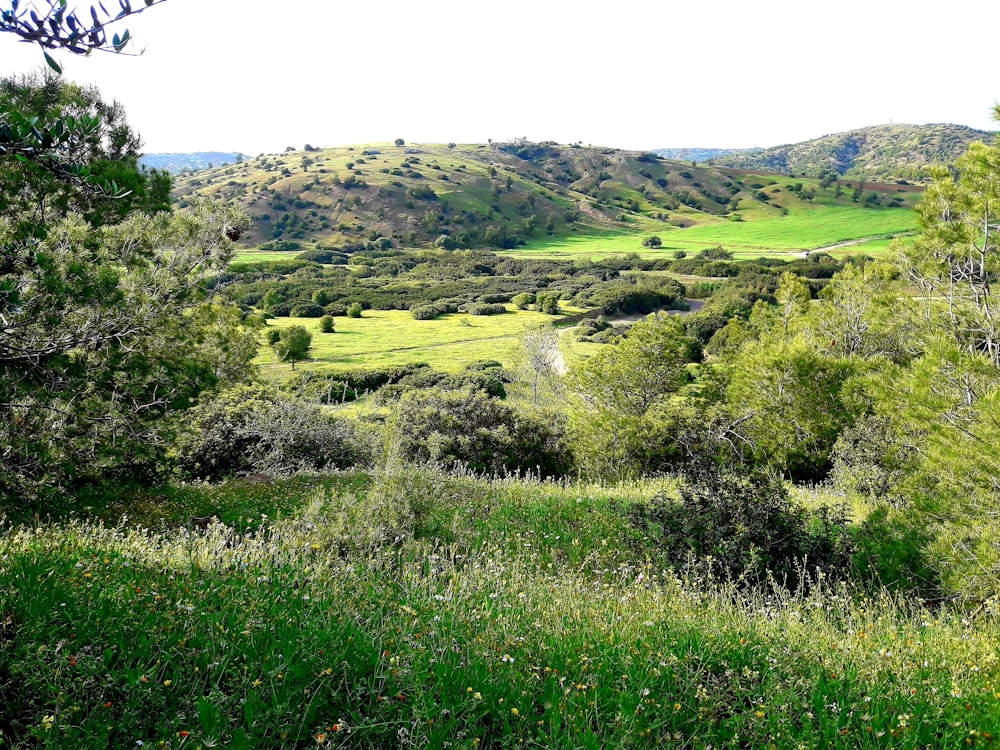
[
  {"x1": 175, "y1": 385, "x2": 371, "y2": 481},
  {"x1": 391, "y1": 387, "x2": 572, "y2": 478},
  {"x1": 627, "y1": 469, "x2": 853, "y2": 584},
  {"x1": 466, "y1": 303, "x2": 507, "y2": 316}
]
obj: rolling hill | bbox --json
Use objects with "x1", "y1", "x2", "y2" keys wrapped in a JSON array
[
  {"x1": 172, "y1": 140, "x2": 922, "y2": 252},
  {"x1": 699, "y1": 124, "x2": 996, "y2": 182}
]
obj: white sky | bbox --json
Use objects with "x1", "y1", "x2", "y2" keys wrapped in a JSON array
[{"x1": 2, "y1": 0, "x2": 998, "y2": 155}]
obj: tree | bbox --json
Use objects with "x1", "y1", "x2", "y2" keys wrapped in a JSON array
[
  {"x1": 518, "y1": 324, "x2": 560, "y2": 404},
  {"x1": 566, "y1": 313, "x2": 702, "y2": 479},
  {"x1": 727, "y1": 334, "x2": 857, "y2": 481},
  {"x1": 0, "y1": 5, "x2": 263, "y2": 503},
  {"x1": 1, "y1": 199, "x2": 252, "y2": 499},
  {"x1": 895, "y1": 141, "x2": 1000, "y2": 365},
  {"x1": 774, "y1": 271, "x2": 811, "y2": 336},
  {"x1": 394, "y1": 138, "x2": 405, "y2": 146},
  {"x1": 1, "y1": 71, "x2": 173, "y2": 236},
  {"x1": 273, "y1": 325, "x2": 312, "y2": 369},
  {"x1": 642, "y1": 235, "x2": 662, "y2": 248}
]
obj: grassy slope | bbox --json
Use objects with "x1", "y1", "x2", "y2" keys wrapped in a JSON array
[
  {"x1": 3, "y1": 470, "x2": 998, "y2": 748},
  {"x1": 178, "y1": 142, "x2": 921, "y2": 263}
]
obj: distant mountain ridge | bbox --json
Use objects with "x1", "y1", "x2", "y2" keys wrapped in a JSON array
[
  {"x1": 141, "y1": 152, "x2": 245, "y2": 173},
  {"x1": 654, "y1": 147, "x2": 756, "y2": 163},
  {"x1": 681, "y1": 124, "x2": 996, "y2": 182}
]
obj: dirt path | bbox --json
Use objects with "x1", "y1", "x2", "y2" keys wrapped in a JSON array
[{"x1": 798, "y1": 237, "x2": 877, "y2": 257}]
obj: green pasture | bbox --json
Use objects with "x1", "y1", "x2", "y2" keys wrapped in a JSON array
[
  {"x1": 509, "y1": 205, "x2": 919, "y2": 260},
  {"x1": 256, "y1": 307, "x2": 581, "y2": 375},
  {"x1": 231, "y1": 248, "x2": 307, "y2": 263}
]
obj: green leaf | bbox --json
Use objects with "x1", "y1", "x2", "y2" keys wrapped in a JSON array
[{"x1": 43, "y1": 51, "x2": 62, "y2": 74}]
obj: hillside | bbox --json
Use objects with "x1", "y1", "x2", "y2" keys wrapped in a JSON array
[
  {"x1": 172, "y1": 140, "x2": 920, "y2": 250},
  {"x1": 704, "y1": 123, "x2": 996, "y2": 182},
  {"x1": 141, "y1": 151, "x2": 246, "y2": 173}
]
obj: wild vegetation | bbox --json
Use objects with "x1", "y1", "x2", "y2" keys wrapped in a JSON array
[
  {"x1": 3, "y1": 12, "x2": 1000, "y2": 748},
  {"x1": 173, "y1": 138, "x2": 921, "y2": 255},
  {"x1": 708, "y1": 123, "x2": 995, "y2": 182}
]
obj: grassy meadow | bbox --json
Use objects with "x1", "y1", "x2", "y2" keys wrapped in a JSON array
[
  {"x1": 509, "y1": 206, "x2": 918, "y2": 262},
  {"x1": 3, "y1": 469, "x2": 998, "y2": 748},
  {"x1": 256, "y1": 307, "x2": 582, "y2": 374}
]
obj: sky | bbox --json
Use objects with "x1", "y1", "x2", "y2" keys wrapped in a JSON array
[{"x1": 2, "y1": 0, "x2": 999, "y2": 155}]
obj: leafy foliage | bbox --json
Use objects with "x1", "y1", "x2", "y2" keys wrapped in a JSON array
[
  {"x1": 175, "y1": 384, "x2": 370, "y2": 481},
  {"x1": 390, "y1": 386, "x2": 572, "y2": 478},
  {"x1": 628, "y1": 469, "x2": 852, "y2": 583},
  {"x1": 0, "y1": 199, "x2": 252, "y2": 500}
]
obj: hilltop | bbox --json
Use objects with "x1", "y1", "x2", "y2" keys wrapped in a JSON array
[
  {"x1": 700, "y1": 123, "x2": 996, "y2": 182},
  {"x1": 172, "y1": 140, "x2": 919, "y2": 250}
]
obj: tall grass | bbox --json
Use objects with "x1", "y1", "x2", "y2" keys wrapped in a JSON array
[{"x1": 2, "y1": 470, "x2": 998, "y2": 748}]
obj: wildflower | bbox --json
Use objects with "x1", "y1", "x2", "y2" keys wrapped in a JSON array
[
  {"x1": 511, "y1": 708, "x2": 519, "y2": 716},
  {"x1": 501, "y1": 654, "x2": 514, "y2": 664},
  {"x1": 163, "y1": 680, "x2": 172, "y2": 687},
  {"x1": 41, "y1": 715, "x2": 55, "y2": 731}
]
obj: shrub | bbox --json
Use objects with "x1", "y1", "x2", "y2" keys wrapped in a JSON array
[
  {"x1": 391, "y1": 387, "x2": 572, "y2": 477},
  {"x1": 288, "y1": 364, "x2": 429, "y2": 403},
  {"x1": 642, "y1": 235, "x2": 663, "y2": 248},
  {"x1": 478, "y1": 293, "x2": 511, "y2": 304},
  {"x1": 268, "y1": 302, "x2": 292, "y2": 317},
  {"x1": 174, "y1": 384, "x2": 370, "y2": 481},
  {"x1": 324, "y1": 303, "x2": 348, "y2": 317},
  {"x1": 257, "y1": 239, "x2": 301, "y2": 251},
  {"x1": 512, "y1": 292, "x2": 535, "y2": 309},
  {"x1": 347, "y1": 302, "x2": 363, "y2": 318},
  {"x1": 467, "y1": 303, "x2": 507, "y2": 316},
  {"x1": 408, "y1": 185, "x2": 437, "y2": 201},
  {"x1": 411, "y1": 301, "x2": 459, "y2": 320},
  {"x1": 319, "y1": 315, "x2": 335, "y2": 333},
  {"x1": 266, "y1": 328, "x2": 282, "y2": 345},
  {"x1": 627, "y1": 469, "x2": 852, "y2": 584},
  {"x1": 536, "y1": 292, "x2": 560, "y2": 315},
  {"x1": 290, "y1": 302, "x2": 325, "y2": 318}
]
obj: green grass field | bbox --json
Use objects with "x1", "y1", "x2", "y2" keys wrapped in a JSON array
[
  {"x1": 231, "y1": 248, "x2": 307, "y2": 263},
  {"x1": 4, "y1": 470, "x2": 998, "y2": 748},
  {"x1": 509, "y1": 206, "x2": 918, "y2": 261},
  {"x1": 257, "y1": 307, "x2": 581, "y2": 374}
]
